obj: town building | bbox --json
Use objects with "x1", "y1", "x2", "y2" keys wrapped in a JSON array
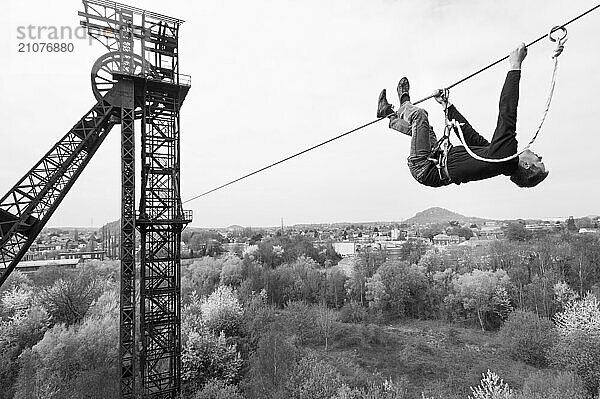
[
  {"x1": 2, "y1": 258, "x2": 81, "y2": 273},
  {"x1": 433, "y1": 233, "x2": 462, "y2": 246},
  {"x1": 333, "y1": 242, "x2": 356, "y2": 257}
]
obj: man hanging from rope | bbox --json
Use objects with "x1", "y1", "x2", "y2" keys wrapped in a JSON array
[{"x1": 377, "y1": 43, "x2": 548, "y2": 188}]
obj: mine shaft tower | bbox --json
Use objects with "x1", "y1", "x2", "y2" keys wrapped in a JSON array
[{"x1": 0, "y1": 1, "x2": 191, "y2": 397}]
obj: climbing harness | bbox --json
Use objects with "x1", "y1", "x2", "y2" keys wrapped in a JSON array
[
  {"x1": 182, "y1": 3, "x2": 600, "y2": 204},
  {"x1": 428, "y1": 89, "x2": 453, "y2": 181},
  {"x1": 454, "y1": 26, "x2": 568, "y2": 163}
]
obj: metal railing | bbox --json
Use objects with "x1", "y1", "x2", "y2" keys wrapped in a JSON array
[
  {"x1": 85, "y1": 0, "x2": 185, "y2": 24},
  {"x1": 178, "y1": 74, "x2": 192, "y2": 86},
  {"x1": 179, "y1": 209, "x2": 193, "y2": 222},
  {"x1": 135, "y1": 209, "x2": 192, "y2": 222},
  {"x1": 144, "y1": 72, "x2": 191, "y2": 87}
]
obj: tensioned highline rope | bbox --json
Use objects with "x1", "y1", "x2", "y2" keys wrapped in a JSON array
[{"x1": 182, "y1": 3, "x2": 600, "y2": 204}]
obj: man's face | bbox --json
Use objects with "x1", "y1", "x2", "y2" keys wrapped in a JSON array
[{"x1": 520, "y1": 149, "x2": 546, "y2": 172}]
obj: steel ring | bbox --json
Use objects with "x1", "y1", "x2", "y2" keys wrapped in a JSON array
[{"x1": 549, "y1": 25, "x2": 567, "y2": 42}]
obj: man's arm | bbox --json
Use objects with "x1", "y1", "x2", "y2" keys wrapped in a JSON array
[
  {"x1": 485, "y1": 43, "x2": 527, "y2": 158},
  {"x1": 446, "y1": 105, "x2": 490, "y2": 147},
  {"x1": 432, "y1": 90, "x2": 490, "y2": 147}
]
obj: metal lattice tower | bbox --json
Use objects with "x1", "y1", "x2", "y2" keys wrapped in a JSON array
[
  {"x1": 80, "y1": 1, "x2": 192, "y2": 397},
  {"x1": 0, "y1": 1, "x2": 191, "y2": 398}
]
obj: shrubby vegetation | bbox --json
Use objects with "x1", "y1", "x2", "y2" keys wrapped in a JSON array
[
  {"x1": 14, "y1": 289, "x2": 119, "y2": 399},
  {"x1": 182, "y1": 328, "x2": 243, "y2": 393},
  {"x1": 201, "y1": 285, "x2": 244, "y2": 337},
  {"x1": 516, "y1": 370, "x2": 587, "y2": 399},
  {"x1": 550, "y1": 293, "x2": 600, "y2": 395},
  {"x1": 497, "y1": 310, "x2": 556, "y2": 366},
  {"x1": 1, "y1": 228, "x2": 600, "y2": 398},
  {"x1": 0, "y1": 263, "x2": 116, "y2": 399},
  {"x1": 467, "y1": 370, "x2": 513, "y2": 399}
]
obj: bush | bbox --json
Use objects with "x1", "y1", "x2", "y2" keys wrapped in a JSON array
[
  {"x1": 183, "y1": 256, "x2": 238, "y2": 299},
  {"x1": 339, "y1": 301, "x2": 367, "y2": 323},
  {"x1": 330, "y1": 322, "x2": 393, "y2": 349},
  {"x1": 220, "y1": 257, "x2": 244, "y2": 287},
  {"x1": 332, "y1": 379, "x2": 409, "y2": 399},
  {"x1": 28, "y1": 266, "x2": 72, "y2": 287},
  {"x1": 325, "y1": 267, "x2": 347, "y2": 308},
  {"x1": 468, "y1": 370, "x2": 514, "y2": 399},
  {"x1": 315, "y1": 304, "x2": 338, "y2": 349},
  {"x1": 0, "y1": 304, "x2": 49, "y2": 399},
  {"x1": 551, "y1": 293, "x2": 600, "y2": 395},
  {"x1": 201, "y1": 286, "x2": 244, "y2": 337},
  {"x1": 450, "y1": 269, "x2": 512, "y2": 331},
  {"x1": 1, "y1": 306, "x2": 49, "y2": 351},
  {"x1": 265, "y1": 266, "x2": 296, "y2": 306},
  {"x1": 192, "y1": 379, "x2": 244, "y2": 399},
  {"x1": 516, "y1": 370, "x2": 586, "y2": 399},
  {"x1": 553, "y1": 281, "x2": 579, "y2": 311},
  {"x1": 284, "y1": 301, "x2": 318, "y2": 344},
  {"x1": 265, "y1": 257, "x2": 325, "y2": 306},
  {"x1": 0, "y1": 280, "x2": 33, "y2": 317},
  {"x1": 365, "y1": 261, "x2": 428, "y2": 319},
  {"x1": 238, "y1": 262, "x2": 267, "y2": 303},
  {"x1": 244, "y1": 304, "x2": 277, "y2": 350},
  {"x1": 181, "y1": 328, "x2": 243, "y2": 394},
  {"x1": 360, "y1": 323, "x2": 391, "y2": 346},
  {"x1": 244, "y1": 328, "x2": 299, "y2": 398},
  {"x1": 332, "y1": 323, "x2": 363, "y2": 348},
  {"x1": 554, "y1": 292, "x2": 600, "y2": 336},
  {"x1": 183, "y1": 292, "x2": 204, "y2": 343},
  {"x1": 0, "y1": 271, "x2": 31, "y2": 296},
  {"x1": 13, "y1": 291, "x2": 119, "y2": 399},
  {"x1": 282, "y1": 355, "x2": 343, "y2": 399},
  {"x1": 39, "y1": 273, "x2": 103, "y2": 326},
  {"x1": 497, "y1": 310, "x2": 557, "y2": 366},
  {"x1": 550, "y1": 330, "x2": 600, "y2": 396},
  {"x1": 0, "y1": 344, "x2": 20, "y2": 399}
]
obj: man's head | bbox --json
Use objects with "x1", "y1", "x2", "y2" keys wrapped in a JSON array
[{"x1": 510, "y1": 149, "x2": 549, "y2": 188}]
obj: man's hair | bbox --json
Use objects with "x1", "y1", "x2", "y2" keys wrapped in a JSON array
[{"x1": 510, "y1": 164, "x2": 549, "y2": 188}]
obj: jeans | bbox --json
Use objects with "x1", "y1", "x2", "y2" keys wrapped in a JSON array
[{"x1": 389, "y1": 103, "x2": 438, "y2": 183}]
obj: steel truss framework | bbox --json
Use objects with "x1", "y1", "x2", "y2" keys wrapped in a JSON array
[
  {"x1": 138, "y1": 81, "x2": 191, "y2": 395},
  {"x1": 136, "y1": 80, "x2": 190, "y2": 398},
  {"x1": 0, "y1": 1, "x2": 191, "y2": 398},
  {"x1": 120, "y1": 82, "x2": 137, "y2": 397},
  {"x1": 0, "y1": 98, "x2": 117, "y2": 285}
]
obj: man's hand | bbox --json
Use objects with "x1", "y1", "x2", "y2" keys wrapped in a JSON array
[
  {"x1": 509, "y1": 43, "x2": 527, "y2": 70},
  {"x1": 432, "y1": 89, "x2": 451, "y2": 108}
]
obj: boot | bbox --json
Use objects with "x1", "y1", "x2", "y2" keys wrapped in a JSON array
[
  {"x1": 397, "y1": 77, "x2": 410, "y2": 105},
  {"x1": 377, "y1": 89, "x2": 394, "y2": 118}
]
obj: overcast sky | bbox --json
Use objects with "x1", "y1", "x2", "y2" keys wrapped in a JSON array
[{"x1": 1, "y1": 0, "x2": 599, "y2": 228}]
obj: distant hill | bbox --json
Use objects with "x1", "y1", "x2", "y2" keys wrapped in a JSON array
[{"x1": 405, "y1": 207, "x2": 486, "y2": 225}]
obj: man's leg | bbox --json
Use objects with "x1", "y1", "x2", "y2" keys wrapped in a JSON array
[
  {"x1": 379, "y1": 78, "x2": 437, "y2": 181},
  {"x1": 385, "y1": 96, "x2": 437, "y2": 158},
  {"x1": 393, "y1": 102, "x2": 439, "y2": 183},
  {"x1": 486, "y1": 70, "x2": 521, "y2": 158},
  {"x1": 388, "y1": 113, "x2": 411, "y2": 136},
  {"x1": 399, "y1": 103, "x2": 437, "y2": 160}
]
